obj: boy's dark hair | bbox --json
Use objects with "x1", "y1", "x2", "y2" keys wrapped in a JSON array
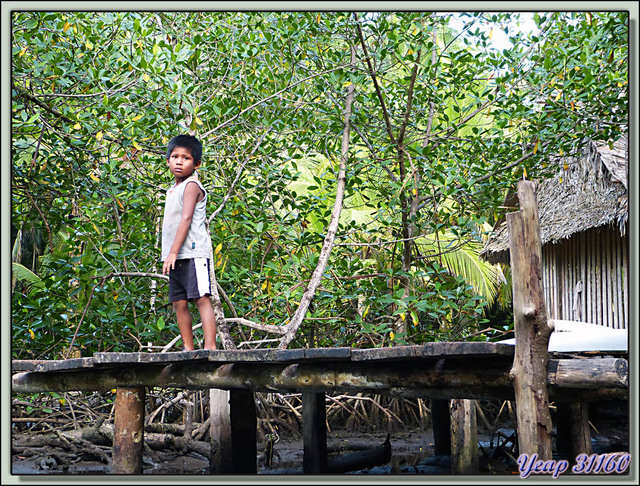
[{"x1": 166, "y1": 134, "x2": 203, "y2": 162}]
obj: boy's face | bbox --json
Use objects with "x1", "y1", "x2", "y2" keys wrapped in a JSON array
[{"x1": 167, "y1": 146, "x2": 201, "y2": 181}]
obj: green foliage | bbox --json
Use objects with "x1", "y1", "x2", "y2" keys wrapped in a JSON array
[{"x1": 11, "y1": 11, "x2": 628, "y2": 358}]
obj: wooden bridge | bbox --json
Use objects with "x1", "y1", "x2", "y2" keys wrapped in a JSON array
[{"x1": 11, "y1": 342, "x2": 628, "y2": 474}]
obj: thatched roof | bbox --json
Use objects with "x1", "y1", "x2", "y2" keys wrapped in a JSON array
[{"x1": 481, "y1": 135, "x2": 628, "y2": 265}]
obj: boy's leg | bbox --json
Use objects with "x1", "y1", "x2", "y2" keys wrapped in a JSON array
[
  {"x1": 173, "y1": 299, "x2": 195, "y2": 351},
  {"x1": 195, "y1": 295, "x2": 217, "y2": 350}
]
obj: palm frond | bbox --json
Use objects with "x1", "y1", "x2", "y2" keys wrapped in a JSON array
[
  {"x1": 416, "y1": 232, "x2": 503, "y2": 305},
  {"x1": 12, "y1": 262, "x2": 44, "y2": 289}
]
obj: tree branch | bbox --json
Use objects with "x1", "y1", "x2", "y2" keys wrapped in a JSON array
[{"x1": 278, "y1": 44, "x2": 356, "y2": 349}]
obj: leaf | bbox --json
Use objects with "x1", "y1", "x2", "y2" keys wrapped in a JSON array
[
  {"x1": 12, "y1": 262, "x2": 44, "y2": 289},
  {"x1": 96, "y1": 130, "x2": 103, "y2": 141},
  {"x1": 73, "y1": 123, "x2": 81, "y2": 130},
  {"x1": 63, "y1": 21, "x2": 71, "y2": 32},
  {"x1": 18, "y1": 46, "x2": 28, "y2": 57},
  {"x1": 195, "y1": 116, "x2": 203, "y2": 126},
  {"x1": 533, "y1": 140, "x2": 539, "y2": 154},
  {"x1": 143, "y1": 73, "x2": 150, "y2": 82}
]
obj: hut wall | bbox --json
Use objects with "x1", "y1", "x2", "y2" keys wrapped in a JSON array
[{"x1": 541, "y1": 225, "x2": 628, "y2": 329}]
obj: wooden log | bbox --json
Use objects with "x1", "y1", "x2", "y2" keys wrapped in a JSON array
[
  {"x1": 111, "y1": 387, "x2": 145, "y2": 474},
  {"x1": 302, "y1": 391, "x2": 328, "y2": 474},
  {"x1": 327, "y1": 434, "x2": 391, "y2": 473},
  {"x1": 507, "y1": 180, "x2": 554, "y2": 460},
  {"x1": 11, "y1": 357, "x2": 627, "y2": 398},
  {"x1": 547, "y1": 357, "x2": 627, "y2": 388},
  {"x1": 450, "y1": 399, "x2": 478, "y2": 474}
]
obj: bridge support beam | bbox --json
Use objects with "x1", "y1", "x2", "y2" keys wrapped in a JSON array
[
  {"x1": 210, "y1": 388, "x2": 257, "y2": 474},
  {"x1": 431, "y1": 399, "x2": 451, "y2": 456},
  {"x1": 302, "y1": 391, "x2": 328, "y2": 473},
  {"x1": 111, "y1": 386, "x2": 145, "y2": 474},
  {"x1": 450, "y1": 398, "x2": 478, "y2": 474},
  {"x1": 555, "y1": 399, "x2": 592, "y2": 463}
]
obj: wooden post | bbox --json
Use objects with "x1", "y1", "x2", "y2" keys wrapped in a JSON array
[
  {"x1": 507, "y1": 180, "x2": 554, "y2": 459},
  {"x1": 111, "y1": 387, "x2": 145, "y2": 474},
  {"x1": 209, "y1": 388, "x2": 232, "y2": 473},
  {"x1": 450, "y1": 398, "x2": 478, "y2": 474},
  {"x1": 556, "y1": 400, "x2": 592, "y2": 462},
  {"x1": 230, "y1": 389, "x2": 257, "y2": 473},
  {"x1": 431, "y1": 399, "x2": 451, "y2": 456},
  {"x1": 209, "y1": 388, "x2": 257, "y2": 474},
  {"x1": 302, "y1": 391, "x2": 328, "y2": 473}
]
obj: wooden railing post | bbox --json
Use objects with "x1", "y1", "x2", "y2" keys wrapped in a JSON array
[
  {"x1": 507, "y1": 180, "x2": 554, "y2": 460},
  {"x1": 111, "y1": 386, "x2": 145, "y2": 474}
]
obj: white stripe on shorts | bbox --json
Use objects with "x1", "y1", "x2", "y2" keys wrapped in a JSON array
[{"x1": 194, "y1": 257, "x2": 211, "y2": 297}]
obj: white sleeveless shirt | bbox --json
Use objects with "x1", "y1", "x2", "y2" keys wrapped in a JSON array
[{"x1": 161, "y1": 175, "x2": 213, "y2": 261}]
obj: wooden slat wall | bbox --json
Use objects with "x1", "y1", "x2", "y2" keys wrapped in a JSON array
[{"x1": 541, "y1": 225, "x2": 628, "y2": 329}]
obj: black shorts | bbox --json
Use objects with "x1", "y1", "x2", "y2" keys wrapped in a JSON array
[{"x1": 168, "y1": 258, "x2": 212, "y2": 302}]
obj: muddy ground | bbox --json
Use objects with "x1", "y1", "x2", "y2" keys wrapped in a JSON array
[{"x1": 11, "y1": 409, "x2": 630, "y2": 477}]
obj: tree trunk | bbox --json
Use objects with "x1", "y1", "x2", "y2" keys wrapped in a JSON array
[{"x1": 507, "y1": 180, "x2": 554, "y2": 460}]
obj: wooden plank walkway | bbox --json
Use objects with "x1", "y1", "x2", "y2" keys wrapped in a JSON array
[{"x1": 11, "y1": 342, "x2": 516, "y2": 372}]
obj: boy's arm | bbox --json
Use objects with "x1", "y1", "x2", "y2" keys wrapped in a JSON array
[{"x1": 162, "y1": 182, "x2": 204, "y2": 275}]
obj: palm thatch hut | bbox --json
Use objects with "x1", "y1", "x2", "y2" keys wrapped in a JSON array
[{"x1": 481, "y1": 135, "x2": 628, "y2": 329}]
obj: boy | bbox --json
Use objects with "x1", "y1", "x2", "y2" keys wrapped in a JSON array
[{"x1": 161, "y1": 134, "x2": 217, "y2": 350}]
